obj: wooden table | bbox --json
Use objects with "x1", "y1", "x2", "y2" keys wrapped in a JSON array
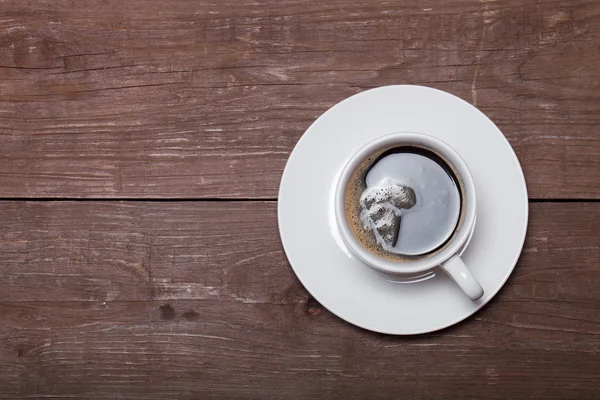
[{"x1": 1, "y1": 0, "x2": 599, "y2": 398}]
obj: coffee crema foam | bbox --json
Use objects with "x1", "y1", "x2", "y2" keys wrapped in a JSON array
[
  {"x1": 344, "y1": 145, "x2": 466, "y2": 263},
  {"x1": 358, "y1": 179, "x2": 416, "y2": 252}
]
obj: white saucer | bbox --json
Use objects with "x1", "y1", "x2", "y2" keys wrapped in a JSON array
[{"x1": 278, "y1": 85, "x2": 528, "y2": 335}]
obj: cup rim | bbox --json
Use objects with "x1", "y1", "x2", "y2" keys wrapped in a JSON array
[{"x1": 334, "y1": 132, "x2": 477, "y2": 274}]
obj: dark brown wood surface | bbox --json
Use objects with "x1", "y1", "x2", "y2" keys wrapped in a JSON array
[
  {"x1": 0, "y1": 0, "x2": 599, "y2": 398},
  {"x1": 1, "y1": 0, "x2": 600, "y2": 199},
  {"x1": 0, "y1": 202, "x2": 598, "y2": 399}
]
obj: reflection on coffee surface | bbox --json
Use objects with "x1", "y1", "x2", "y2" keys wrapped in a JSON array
[{"x1": 344, "y1": 146, "x2": 463, "y2": 262}]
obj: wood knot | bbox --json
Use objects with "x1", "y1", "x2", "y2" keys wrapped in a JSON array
[
  {"x1": 159, "y1": 303, "x2": 176, "y2": 320},
  {"x1": 304, "y1": 297, "x2": 322, "y2": 317},
  {"x1": 182, "y1": 310, "x2": 200, "y2": 320}
]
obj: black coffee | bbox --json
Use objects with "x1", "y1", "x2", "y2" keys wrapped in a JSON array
[{"x1": 344, "y1": 146, "x2": 464, "y2": 262}]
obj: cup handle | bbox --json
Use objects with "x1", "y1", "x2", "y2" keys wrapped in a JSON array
[{"x1": 440, "y1": 255, "x2": 484, "y2": 301}]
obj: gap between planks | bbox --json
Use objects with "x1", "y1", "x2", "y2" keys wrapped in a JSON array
[{"x1": 0, "y1": 198, "x2": 599, "y2": 203}]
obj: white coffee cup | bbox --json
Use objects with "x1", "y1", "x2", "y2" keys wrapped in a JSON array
[{"x1": 334, "y1": 132, "x2": 484, "y2": 301}]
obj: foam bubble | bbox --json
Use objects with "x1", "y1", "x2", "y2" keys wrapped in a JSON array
[{"x1": 358, "y1": 179, "x2": 416, "y2": 251}]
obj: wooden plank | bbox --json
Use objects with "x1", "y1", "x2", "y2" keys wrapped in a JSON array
[
  {"x1": 0, "y1": 201, "x2": 598, "y2": 398},
  {"x1": 1, "y1": 0, "x2": 599, "y2": 199}
]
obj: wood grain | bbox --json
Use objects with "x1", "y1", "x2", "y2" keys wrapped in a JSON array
[
  {"x1": 1, "y1": 0, "x2": 599, "y2": 199},
  {"x1": 0, "y1": 201, "x2": 598, "y2": 398}
]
